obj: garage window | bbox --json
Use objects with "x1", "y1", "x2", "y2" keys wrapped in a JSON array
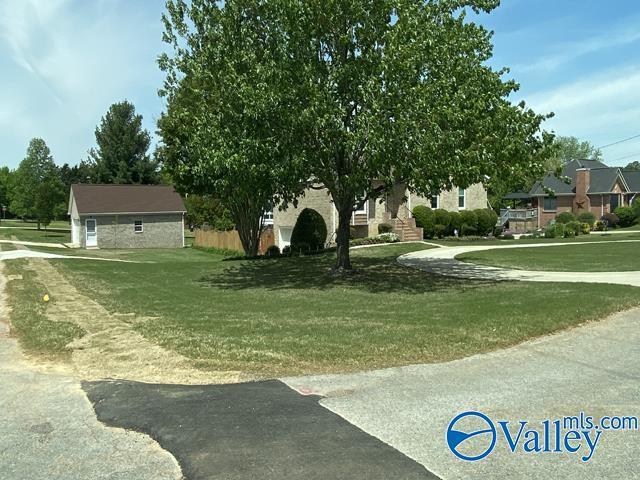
[{"x1": 134, "y1": 220, "x2": 143, "y2": 233}]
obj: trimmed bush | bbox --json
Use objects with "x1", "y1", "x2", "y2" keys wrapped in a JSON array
[
  {"x1": 448, "y1": 211, "x2": 462, "y2": 235},
  {"x1": 376, "y1": 232, "x2": 400, "y2": 243},
  {"x1": 265, "y1": 245, "x2": 280, "y2": 257},
  {"x1": 461, "y1": 223, "x2": 477, "y2": 236},
  {"x1": 555, "y1": 211, "x2": 576, "y2": 224},
  {"x1": 614, "y1": 206, "x2": 636, "y2": 228},
  {"x1": 291, "y1": 208, "x2": 327, "y2": 250},
  {"x1": 594, "y1": 220, "x2": 607, "y2": 232},
  {"x1": 378, "y1": 223, "x2": 394, "y2": 234},
  {"x1": 566, "y1": 220, "x2": 581, "y2": 237},
  {"x1": 500, "y1": 234, "x2": 515, "y2": 240},
  {"x1": 434, "y1": 224, "x2": 447, "y2": 238},
  {"x1": 434, "y1": 209, "x2": 451, "y2": 229},
  {"x1": 581, "y1": 223, "x2": 591, "y2": 235},
  {"x1": 476, "y1": 209, "x2": 497, "y2": 236},
  {"x1": 577, "y1": 211, "x2": 596, "y2": 226},
  {"x1": 412, "y1": 205, "x2": 435, "y2": 238},
  {"x1": 544, "y1": 226, "x2": 557, "y2": 238},
  {"x1": 492, "y1": 226, "x2": 504, "y2": 238},
  {"x1": 460, "y1": 210, "x2": 478, "y2": 231},
  {"x1": 601, "y1": 212, "x2": 620, "y2": 228}
]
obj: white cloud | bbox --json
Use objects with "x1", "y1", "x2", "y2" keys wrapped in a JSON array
[
  {"x1": 523, "y1": 65, "x2": 640, "y2": 165},
  {"x1": 518, "y1": 28, "x2": 640, "y2": 73},
  {"x1": 0, "y1": 0, "x2": 166, "y2": 167}
]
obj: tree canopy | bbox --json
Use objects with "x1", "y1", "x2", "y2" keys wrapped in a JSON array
[
  {"x1": 88, "y1": 101, "x2": 160, "y2": 184},
  {"x1": 160, "y1": 0, "x2": 553, "y2": 269},
  {"x1": 548, "y1": 136, "x2": 602, "y2": 170},
  {"x1": 11, "y1": 139, "x2": 58, "y2": 222}
]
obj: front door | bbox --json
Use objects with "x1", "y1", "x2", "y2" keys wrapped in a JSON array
[{"x1": 86, "y1": 219, "x2": 97, "y2": 247}]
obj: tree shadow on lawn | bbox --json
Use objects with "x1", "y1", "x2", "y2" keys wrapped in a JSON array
[{"x1": 198, "y1": 250, "x2": 495, "y2": 294}]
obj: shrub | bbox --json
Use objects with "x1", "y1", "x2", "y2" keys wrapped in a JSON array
[
  {"x1": 581, "y1": 223, "x2": 591, "y2": 235},
  {"x1": 282, "y1": 245, "x2": 291, "y2": 255},
  {"x1": 448, "y1": 211, "x2": 462, "y2": 235},
  {"x1": 601, "y1": 212, "x2": 620, "y2": 228},
  {"x1": 265, "y1": 245, "x2": 280, "y2": 257},
  {"x1": 434, "y1": 209, "x2": 451, "y2": 229},
  {"x1": 376, "y1": 232, "x2": 400, "y2": 243},
  {"x1": 460, "y1": 210, "x2": 478, "y2": 233},
  {"x1": 412, "y1": 205, "x2": 435, "y2": 238},
  {"x1": 461, "y1": 223, "x2": 477, "y2": 236},
  {"x1": 434, "y1": 224, "x2": 447, "y2": 238},
  {"x1": 566, "y1": 220, "x2": 581, "y2": 236},
  {"x1": 500, "y1": 234, "x2": 515, "y2": 240},
  {"x1": 492, "y1": 226, "x2": 504, "y2": 238},
  {"x1": 349, "y1": 226, "x2": 357, "y2": 239},
  {"x1": 577, "y1": 211, "x2": 596, "y2": 226},
  {"x1": 594, "y1": 220, "x2": 607, "y2": 232},
  {"x1": 377, "y1": 222, "x2": 394, "y2": 234},
  {"x1": 291, "y1": 208, "x2": 327, "y2": 250},
  {"x1": 476, "y1": 209, "x2": 497, "y2": 236},
  {"x1": 555, "y1": 211, "x2": 576, "y2": 224},
  {"x1": 544, "y1": 226, "x2": 556, "y2": 238},
  {"x1": 614, "y1": 206, "x2": 636, "y2": 227}
]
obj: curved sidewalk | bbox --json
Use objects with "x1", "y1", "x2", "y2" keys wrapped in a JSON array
[{"x1": 398, "y1": 240, "x2": 640, "y2": 287}]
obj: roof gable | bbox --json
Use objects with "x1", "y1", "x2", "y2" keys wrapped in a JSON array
[
  {"x1": 529, "y1": 173, "x2": 575, "y2": 196},
  {"x1": 71, "y1": 184, "x2": 186, "y2": 215},
  {"x1": 622, "y1": 170, "x2": 640, "y2": 193},
  {"x1": 587, "y1": 168, "x2": 628, "y2": 193}
]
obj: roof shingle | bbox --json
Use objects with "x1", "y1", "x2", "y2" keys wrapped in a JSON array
[{"x1": 71, "y1": 184, "x2": 186, "y2": 215}]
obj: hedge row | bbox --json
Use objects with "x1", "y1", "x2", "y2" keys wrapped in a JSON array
[{"x1": 412, "y1": 205, "x2": 498, "y2": 238}]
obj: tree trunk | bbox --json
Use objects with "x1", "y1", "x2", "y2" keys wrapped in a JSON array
[
  {"x1": 230, "y1": 195, "x2": 264, "y2": 257},
  {"x1": 334, "y1": 204, "x2": 353, "y2": 271}
]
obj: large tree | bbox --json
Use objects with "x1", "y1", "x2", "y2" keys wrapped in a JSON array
[
  {"x1": 159, "y1": 0, "x2": 303, "y2": 256},
  {"x1": 549, "y1": 136, "x2": 602, "y2": 169},
  {"x1": 89, "y1": 101, "x2": 160, "y2": 184},
  {"x1": 0, "y1": 167, "x2": 12, "y2": 217},
  {"x1": 11, "y1": 138, "x2": 61, "y2": 228},
  {"x1": 161, "y1": 0, "x2": 553, "y2": 270}
]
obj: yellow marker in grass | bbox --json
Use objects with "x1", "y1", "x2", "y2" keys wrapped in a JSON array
[{"x1": 42, "y1": 294, "x2": 50, "y2": 303}]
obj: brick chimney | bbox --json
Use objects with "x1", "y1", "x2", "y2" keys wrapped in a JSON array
[{"x1": 574, "y1": 168, "x2": 591, "y2": 214}]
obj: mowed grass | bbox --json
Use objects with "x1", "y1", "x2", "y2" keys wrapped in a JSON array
[
  {"x1": 4, "y1": 259, "x2": 85, "y2": 359},
  {"x1": 0, "y1": 227, "x2": 70, "y2": 244},
  {"x1": 34, "y1": 243, "x2": 640, "y2": 377},
  {"x1": 457, "y1": 241, "x2": 640, "y2": 272}
]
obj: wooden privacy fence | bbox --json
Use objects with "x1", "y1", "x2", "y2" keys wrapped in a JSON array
[{"x1": 194, "y1": 228, "x2": 275, "y2": 254}]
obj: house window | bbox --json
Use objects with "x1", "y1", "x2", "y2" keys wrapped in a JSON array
[
  {"x1": 458, "y1": 188, "x2": 466, "y2": 209},
  {"x1": 543, "y1": 197, "x2": 557, "y2": 211},
  {"x1": 430, "y1": 195, "x2": 439, "y2": 209},
  {"x1": 134, "y1": 220, "x2": 143, "y2": 233}
]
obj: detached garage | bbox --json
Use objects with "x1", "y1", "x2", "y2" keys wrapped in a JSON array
[{"x1": 68, "y1": 184, "x2": 186, "y2": 249}]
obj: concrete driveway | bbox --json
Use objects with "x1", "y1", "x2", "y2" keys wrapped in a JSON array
[
  {"x1": 284, "y1": 307, "x2": 640, "y2": 479},
  {"x1": 399, "y1": 240, "x2": 640, "y2": 287}
]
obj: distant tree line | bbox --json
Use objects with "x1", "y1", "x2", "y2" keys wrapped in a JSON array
[{"x1": 1, "y1": 100, "x2": 230, "y2": 229}]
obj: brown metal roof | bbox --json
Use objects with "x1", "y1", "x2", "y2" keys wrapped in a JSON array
[{"x1": 71, "y1": 184, "x2": 186, "y2": 215}]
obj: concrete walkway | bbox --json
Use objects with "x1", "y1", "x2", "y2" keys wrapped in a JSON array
[
  {"x1": 284, "y1": 307, "x2": 640, "y2": 479},
  {"x1": 398, "y1": 239, "x2": 640, "y2": 287},
  {"x1": 0, "y1": 248, "x2": 140, "y2": 263},
  {"x1": 0, "y1": 239, "x2": 67, "y2": 249}
]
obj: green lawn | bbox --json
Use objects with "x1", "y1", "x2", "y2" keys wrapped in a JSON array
[
  {"x1": 0, "y1": 219, "x2": 70, "y2": 229},
  {"x1": 9, "y1": 243, "x2": 635, "y2": 377},
  {"x1": 457, "y1": 241, "x2": 640, "y2": 272},
  {"x1": 0, "y1": 227, "x2": 70, "y2": 244}
]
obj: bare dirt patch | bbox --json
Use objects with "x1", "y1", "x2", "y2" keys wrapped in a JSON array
[{"x1": 28, "y1": 258, "x2": 242, "y2": 384}]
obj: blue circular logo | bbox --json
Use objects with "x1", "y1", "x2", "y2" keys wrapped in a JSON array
[{"x1": 446, "y1": 411, "x2": 496, "y2": 461}]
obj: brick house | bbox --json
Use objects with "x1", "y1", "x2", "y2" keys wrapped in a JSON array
[
  {"x1": 272, "y1": 182, "x2": 488, "y2": 249},
  {"x1": 504, "y1": 160, "x2": 640, "y2": 230},
  {"x1": 68, "y1": 184, "x2": 186, "y2": 249}
]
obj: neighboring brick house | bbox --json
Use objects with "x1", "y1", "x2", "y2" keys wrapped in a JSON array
[
  {"x1": 507, "y1": 159, "x2": 640, "y2": 230},
  {"x1": 68, "y1": 184, "x2": 186, "y2": 249},
  {"x1": 272, "y1": 182, "x2": 488, "y2": 248}
]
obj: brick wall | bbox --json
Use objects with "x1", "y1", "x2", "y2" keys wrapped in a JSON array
[{"x1": 78, "y1": 213, "x2": 184, "y2": 248}]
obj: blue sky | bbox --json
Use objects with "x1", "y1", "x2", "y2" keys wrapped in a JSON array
[{"x1": 1, "y1": 0, "x2": 640, "y2": 169}]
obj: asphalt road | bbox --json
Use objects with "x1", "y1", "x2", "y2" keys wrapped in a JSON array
[{"x1": 83, "y1": 379, "x2": 437, "y2": 480}]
